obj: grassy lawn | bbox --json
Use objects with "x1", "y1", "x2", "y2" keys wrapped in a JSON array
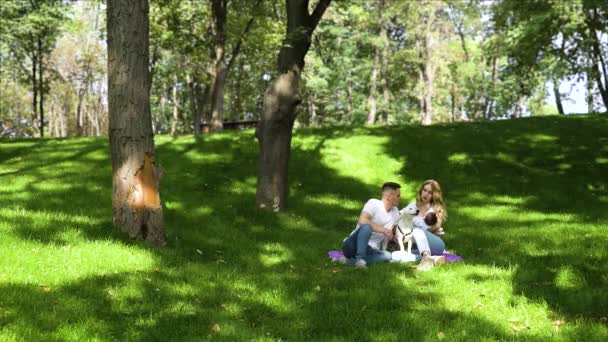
[{"x1": 0, "y1": 114, "x2": 607, "y2": 341}]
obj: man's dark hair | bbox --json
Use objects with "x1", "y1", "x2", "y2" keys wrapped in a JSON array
[
  {"x1": 424, "y1": 212, "x2": 438, "y2": 226},
  {"x1": 381, "y1": 182, "x2": 401, "y2": 193}
]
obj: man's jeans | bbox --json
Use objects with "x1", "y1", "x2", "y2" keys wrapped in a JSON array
[{"x1": 341, "y1": 224, "x2": 391, "y2": 265}]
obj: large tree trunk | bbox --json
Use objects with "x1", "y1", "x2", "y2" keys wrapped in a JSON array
[
  {"x1": 208, "y1": 0, "x2": 227, "y2": 131},
  {"x1": 553, "y1": 78, "x2": 565, "y2": 115},
  {"x1": 255, "y1": 0, "x2": 331, "y2": 211},
  {"x1": 366, "y1": 49, "x2": 379, "y2": 125},
  {"x1": 107, "y1": 0, "x2": 164, "y2": 245}
]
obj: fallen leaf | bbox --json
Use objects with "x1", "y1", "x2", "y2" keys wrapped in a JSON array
[
  {"x1": 314, "y1": 285, "x2": 321, "y2": 291},
  {"x1": 210, "y1": 323, "x2": 221, "y2": 333},
  {"x1": 196, "y1": 249, "x2": 203, "y2": 255},
  {"x1": 437, "y1": 332, "x2": 445, "y2": 340}
]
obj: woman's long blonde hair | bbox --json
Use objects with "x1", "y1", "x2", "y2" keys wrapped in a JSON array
[{"x1": 416, "y1": 179, "x2": 447, "y2": 223}]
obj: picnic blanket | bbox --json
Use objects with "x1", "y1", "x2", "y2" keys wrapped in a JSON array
[{"x1": 328, "y1": 250, "x2": 463, "y2": 263}]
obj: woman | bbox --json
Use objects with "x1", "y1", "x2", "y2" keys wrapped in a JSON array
[{"x1": 409, "y1": 179, "x2": 448, "y2": 271}]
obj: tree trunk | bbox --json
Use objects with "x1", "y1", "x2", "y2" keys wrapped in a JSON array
[
  {"x1": 553, "y1": 78, "x2": 565, "y2": 115},
  {"x1": 107, "y1": 0, "x2": 164, "y2": 245},
  {"x1": 367, "y1": 49, "x2": 379, "y2": 125},
  {"x1": 171, "y1": 75, "x2": 179, "y2": 136},
  {"x1": 422, "y1": 32, "x2": 433, "y2": 125},
  {"x1": 587, "y1": 71, "x2": 594, "y2": 113},
  {"x1": 345, "y1": 77, "x2": 353, "y2": 122},
  {"x1": 38, "y1": 37, "x2": 45, "y2": 137},
  {"x1": 255, "y1": 0, "x2": 331, "y2": 211},
  {"x1": 309, "y1": 93, "x2": 317, "y2": 126},
  {"x1": 208, "y1": 0, "x2": 227, "y2": 131},
  {"x1": 76, "y1": 86, "x2": 85, "y2": 136},
  {"x1": 379, "y1": 0, "x2": 389, "y2": 124},
  {"x1": 31, "y1": 49, "x2": 38, "y2": 133}
]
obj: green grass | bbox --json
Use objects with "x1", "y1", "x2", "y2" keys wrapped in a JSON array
[{"x1": 0, "y1": 114, "x2": 607, "y2": 341}]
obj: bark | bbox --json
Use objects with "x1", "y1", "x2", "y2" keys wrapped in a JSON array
[
  {"x1": 170, "y1": 75, "x2": 179, "y2": 136},
  {"x1": 553, "y1": 78, "x2": 565, "y2": 115},
  {"x1": 380, "y1": 13, "x2": 390, "y2": 125},
  {"x1": 587, "y1": 71, "x2": 594, "y2": 113},
  {"x1": 345, "y1": 77, "x2": 353, "y2": 122},
  {"x1": 31, "y1": 49, "x2": 38, "y2": 128},
  {"x1": 76, "y1": 86, "x2": 85, "y2": 136},
  {"x1": 38, "y1": 37, "x2": 44, "y2": 137},
  {"x1": 208, "y1": 0, "x2": 260, "y2": 130},
  {"x1": 309, "y1": 93, "x2": 317, "y2": 126},
  {"x1": 367, "y1": 49, "x2": 379, "y2": 125},
  {"x1": 256, "y1": 0, "x2": 331, "y2": 211},
  {"x1": 585, "y1": 8, "x2": 608, "y2": 109},
  {"x1": 107, "y1": 0, "x2": 164, "y2": 245}
]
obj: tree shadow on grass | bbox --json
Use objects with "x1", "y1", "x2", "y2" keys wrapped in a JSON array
[{"x1": 380, "y1": 115, "x2": 608, "y2": 321}]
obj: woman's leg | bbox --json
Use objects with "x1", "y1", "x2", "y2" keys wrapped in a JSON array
[
  {"x1": 412, "y1": 228, "x2": 445, "y2": 256},
  {"x1": 423, "y1": 229, "x2": 445, "y2": 255}
]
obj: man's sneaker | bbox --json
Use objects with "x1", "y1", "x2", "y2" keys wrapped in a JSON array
[
  {"x1": 354, "y1": 258, "x2": 367, "y2": 269},
  {"x1": 416, "y1": 255, "x2": 435, "y2": 271},
  {"x1": 334, "y1": 256, "x2": 347, "y2": 264}
]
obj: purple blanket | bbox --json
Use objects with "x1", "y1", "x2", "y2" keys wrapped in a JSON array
[{"x1": 328, "y1": 250, "x2": 463, "y2": 263}]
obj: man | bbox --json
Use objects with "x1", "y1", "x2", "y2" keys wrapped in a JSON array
[{"x1": 339, "y1": 182, "x2": 401, "y2": 268}]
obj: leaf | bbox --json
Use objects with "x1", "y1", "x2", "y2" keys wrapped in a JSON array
[
  {"x1": 210, "y1": 323, "x2": 221, "y2": 334},
  {"x1": 196, "y1": 249, "x2": 203, "y2": 255},
  {"x1": 437, "y1": 332, "x2": 446, "y2": 340}
]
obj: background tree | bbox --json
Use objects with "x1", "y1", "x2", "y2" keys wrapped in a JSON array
[
  {"x1": 255, "y1": 0, "x2": 331, "y2": 211},
  {"x1": 0, "y1": 0, "x2": 68, "y2": 137},
  {"x1": 107, "y1": 0, "x2": 165, "y2": 245}
]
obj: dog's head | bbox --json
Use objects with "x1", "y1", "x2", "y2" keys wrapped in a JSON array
[{"x1": 399, "y1": 202, "x2": 419, "y2": 216}]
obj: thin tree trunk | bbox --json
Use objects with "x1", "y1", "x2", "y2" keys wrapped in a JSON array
[
  {"x1": 379, "y1": 0, "x2": 389, "y2": 124},
  {"x1": 171, "y1": 75, "x2": 179, "y2": 136},
  {"x1": 38, "y1": 37, "x2": 44, "y2": 137},
  {"x1": 553, "y1": 78, "x2": 565, "y2": 115},
  {"x1": 309, "y1": 93, "x2": 317, "y2": 126},
  {"x1": 31, "y1": 49, "x2": 38, "y2": 132},
  {"x1": 367, "y1": 49, "x2": 379, "y2": 125},
  {"x1": 587, "y1": 70, "x2": 594, "y2": 113},
  {"x1": 76, "y1": 86, "x2": 85, "y2": 136},
  {"x1": 345, "y1": 77, "x2": 353, "y2": 122},
  {"x1": 423, "y1": 32, "x2": 433, "y2": 125},
  {"x1": 107, "y1": 0, "x2": 164, "y2": 245},
  {"x1": 256, "y1": 0, "x2": 331, "y2": 211}
]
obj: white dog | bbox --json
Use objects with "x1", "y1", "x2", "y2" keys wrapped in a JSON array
[{"x1": 391, "y1": 202, "x2": 418, "y2": 254}]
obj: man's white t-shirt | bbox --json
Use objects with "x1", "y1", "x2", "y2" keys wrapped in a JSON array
[{"x1": 350, "y1": 198, "x2": 400, "y2": 250}]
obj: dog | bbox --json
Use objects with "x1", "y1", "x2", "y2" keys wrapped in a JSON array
[{"x1": 383, "y1": 202, "x2": 418, "y2": 254}]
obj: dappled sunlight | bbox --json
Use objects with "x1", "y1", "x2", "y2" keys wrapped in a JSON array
[
  {"x1": 301, "y1": 195, "x2": 361, "y2": 211},
  {"x1": 555, "y1": 266, "x2": 587, "y2": 290},
  {"x1": 259, "y1": 243, "x2": 293, "y2": 267},
  {"x1": 447, "y1": 152, "x2": 473, "y2": 165},
  {"x1": 320, "y1": 135, "x2": 405, "y2": 186},
  {"x1": 458, "y1": 205, "x2": 576, "y2": 223}
]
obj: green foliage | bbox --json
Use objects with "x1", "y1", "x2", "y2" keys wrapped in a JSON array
[{"x1": 0, "y1": 115, "x2": 607, "y2": 339}]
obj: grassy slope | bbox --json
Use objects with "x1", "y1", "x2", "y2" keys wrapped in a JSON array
[{"x1": 0, "y1": 115, "x2": 607, "y2": 341}]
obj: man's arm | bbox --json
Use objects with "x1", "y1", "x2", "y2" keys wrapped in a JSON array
[{"x1": 359, "y1": 211, "x2": 393, "y2": 239}]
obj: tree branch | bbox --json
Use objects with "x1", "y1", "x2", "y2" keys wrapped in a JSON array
[
  {"x1": 226, "y1": 0, "x2": 262, "y2": 74},
  {"x1": 309, "y1": 0, "x2": 331, "y2": 30}
]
